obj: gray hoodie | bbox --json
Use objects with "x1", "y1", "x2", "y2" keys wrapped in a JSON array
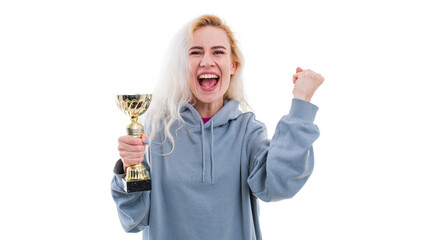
[{"x1": 111, "y1": 98, "x2": 320, "y2": 239}]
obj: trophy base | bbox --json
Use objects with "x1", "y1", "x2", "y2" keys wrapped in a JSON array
[{"x1": 122, "y1": 178, "x2": 151, "y2": 193}]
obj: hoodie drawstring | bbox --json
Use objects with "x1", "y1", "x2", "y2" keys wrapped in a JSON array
[
  {"x1": 200, "y1": 120, "x2": 215, "y2": 184},
  {"x1": 210, "y1": 121, "x2": 215, "y2": 184},
  {"x1": 201, "y1": 121, "x2": 205, "y2": 183}
]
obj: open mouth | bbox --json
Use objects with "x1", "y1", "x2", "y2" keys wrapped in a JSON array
[{"x1": 198, "y1": 74, "x2": 219, "y2": 90}]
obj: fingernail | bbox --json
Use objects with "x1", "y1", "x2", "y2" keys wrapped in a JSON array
[{"x1": 145, "y1": 139, "x2": 149, "y2": 144}]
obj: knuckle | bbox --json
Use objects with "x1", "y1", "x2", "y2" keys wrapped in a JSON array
[
  {"x1": 130, "y1": 158, "x2": 142, "y2": 165},
  {"x1": 119, "y1": 151, "x2": 127, "y2": 158},
  {"x1": 118, "y1": 143, "x2": 126, "y2": 151},
  {"x1": 121, "y1": 157, "x2": 128, "y2": 164},
  {"x1": 134, "y1": 137, "x2": 143, "y2": 145},
  {"x1": 129, "y1": 137, "x2": 137, "y2": 144},
  {"x1": 121, "y1": 135, "x2": 131, "y2": 141},
  {"x1": 125, "y1": 136, "x2": 137, "y2": 144}
]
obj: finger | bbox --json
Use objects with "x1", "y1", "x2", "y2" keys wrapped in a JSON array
[
  {"x1": 318, "y1": 73, "x2": 324, "y2": 83},
  {"x1": 123, "y1": 157, "x2": 144, "y2": 166},
  {"x1": 119, "y1": 135, "x2": 144, "y2": 145},
  {"x1": 118, "y1": 142, "x2": 145, "y2": 152},
  {"x1": 141, "y1": 134, "x2": 149, "y2": 145},
  {"x1": 293, "y1": 74, "x2": 299, "y2": 84},
  {"x1": 120, "y1": 152, "x2": 144, "y2": 164},
  {"x1": 296, "y1": 67, "x2": 303, "y2": 73},
  {"x1": 125, "y1": 151, "x2": 144, "y2": 159}
]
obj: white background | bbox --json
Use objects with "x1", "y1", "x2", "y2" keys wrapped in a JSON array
[{"x1": 1, "y1": 0, "x2": 425, "y2": 239}]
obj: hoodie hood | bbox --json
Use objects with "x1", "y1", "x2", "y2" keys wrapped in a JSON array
[
  {"x1": 179, "y1": 99, "x2": 242, "y2": 184},
  {"x1": 179, "y1": 99, "x2": 242, "y2": 128}
]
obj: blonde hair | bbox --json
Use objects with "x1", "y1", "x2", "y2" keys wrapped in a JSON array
[{"x1": 146, "y1": 15, "x2": 248, "y2": 153}]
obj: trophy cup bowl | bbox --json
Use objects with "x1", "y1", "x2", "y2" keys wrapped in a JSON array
[{"x1": 116, "y1": 94, "x2": 152, "y2": 192}]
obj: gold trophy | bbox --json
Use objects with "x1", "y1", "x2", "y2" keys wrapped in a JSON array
[{"x1": 116, "y1": 94, "x2": 152, "y2": 192}]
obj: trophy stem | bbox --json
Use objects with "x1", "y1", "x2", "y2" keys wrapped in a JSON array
[{"x1": 127, "y1": 118, "x2": 144, "y2": 136}]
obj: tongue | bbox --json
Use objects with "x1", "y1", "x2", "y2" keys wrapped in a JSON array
[{"x1": 200, "y1": 78, "x2": 217, "y2": 88}]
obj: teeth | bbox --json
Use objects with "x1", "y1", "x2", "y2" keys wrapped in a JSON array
[{"x1": 198, "y1": 74, "x2": 219, "y2": 79}]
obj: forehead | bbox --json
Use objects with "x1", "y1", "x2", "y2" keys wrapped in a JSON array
[{"x1": 191, "y1": 26, "x2": 230, "y2": 48}]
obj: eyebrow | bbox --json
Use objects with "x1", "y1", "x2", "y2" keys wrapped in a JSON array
[{"x1": 189, "y1": 45, "x2": 227, "y2": 51}]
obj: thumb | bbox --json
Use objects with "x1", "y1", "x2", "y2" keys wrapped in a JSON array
[{"x1": 141, "y1": 134, "x2": 149, "y2": 145}]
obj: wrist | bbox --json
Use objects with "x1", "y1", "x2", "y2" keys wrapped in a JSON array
[{"x1": 294, "y1": 95, "x2": 311, "y2": 102}]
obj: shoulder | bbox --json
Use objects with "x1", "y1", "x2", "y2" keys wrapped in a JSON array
[
  {"x1": 241, "y1": 111, "x2": 265, "y2": 125},
  {"x1": 236, "y1": 111, "x2": 267, "y2": 135}
]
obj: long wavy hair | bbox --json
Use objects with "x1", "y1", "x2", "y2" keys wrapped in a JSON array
[{"x1": 145, "y1": 15, "x2": 248, "y2": 153}]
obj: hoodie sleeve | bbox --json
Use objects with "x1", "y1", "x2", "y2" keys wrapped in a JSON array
[
  {"x1": 111, "y1": 159, "x2": 150, "y2": 232},
  {"x1": 247, "y1": 98, "x2": 320, "y2": 202}
]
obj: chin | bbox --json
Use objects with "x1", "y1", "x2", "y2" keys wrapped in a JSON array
[{"x1": 196, "y1": 95, "x2": 221, "y2": 105}]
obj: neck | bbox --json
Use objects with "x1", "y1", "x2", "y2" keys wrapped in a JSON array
[{"x1": 193, "y1": 98, "x2": 224, "y2": 118}]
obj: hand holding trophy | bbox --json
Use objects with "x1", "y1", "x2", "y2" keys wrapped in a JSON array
[{"x1": 116, "y1": 94, "x2": 152, "y2": 193}]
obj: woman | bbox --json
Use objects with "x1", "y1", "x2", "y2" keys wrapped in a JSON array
[{"x1": 112, "y1": 15, "x2": 324, "y2": 240}]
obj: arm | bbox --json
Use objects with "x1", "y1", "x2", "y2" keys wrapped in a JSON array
[
  {"x1": 111, "y1": 159, "x2": 150, "y2": 232},
  {"x1": 247, "y1": 98, "x2": 320, "y2": 202}
]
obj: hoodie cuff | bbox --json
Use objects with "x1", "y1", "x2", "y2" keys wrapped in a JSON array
[
  {"x1": 287, "y1": 98, "x2": 319, "y2": 123},
  {"x1": 114, "y1": 159, "x2": 125, "y2": 174},
  {"x1": 112, "y1": 160, "x2": 126, "y2": 190}
]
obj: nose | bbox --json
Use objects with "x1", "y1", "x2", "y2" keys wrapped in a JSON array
[{"x1": 200, "y1": 53, "x2": 214, "y2": 67}]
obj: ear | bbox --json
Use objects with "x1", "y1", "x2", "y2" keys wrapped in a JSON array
[{"x1": 230, "y1": 61, "x2": 237, "y2": 75}]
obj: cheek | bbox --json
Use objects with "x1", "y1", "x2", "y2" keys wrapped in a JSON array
[
  {"x1": 188, "y1": 61, "x2": 198, "y2": 89},
  {"x1": 220, "y1": 76, "x2": 231, "y2": 92},
  {"x1": 189, "y1": 77, "x2": 197, "y2": 93},
  {"x1": 188, "y1": 59, "x2": 198, "y2": 73}
]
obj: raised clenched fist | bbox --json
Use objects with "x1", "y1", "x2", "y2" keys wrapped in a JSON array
[{"x1": 292, "y1": 67, "x2": 324, "y2": 102}]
